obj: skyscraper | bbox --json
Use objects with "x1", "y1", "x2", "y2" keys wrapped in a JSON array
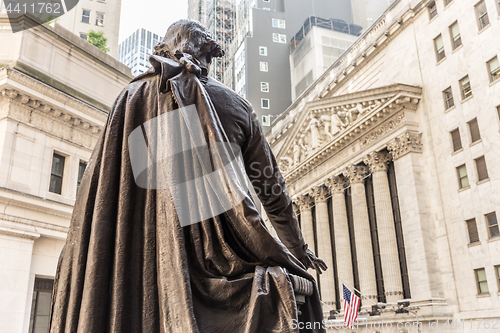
[{"x1": 118, "y1": 28, "x2": 162, "y2": 77}]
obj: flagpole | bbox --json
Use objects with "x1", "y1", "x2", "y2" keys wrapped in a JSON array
[{"x1": 338, "y1": 277, "x2": 378, "y2": 306}]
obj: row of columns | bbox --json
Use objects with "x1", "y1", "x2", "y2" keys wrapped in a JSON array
[{"x1": 294, "y1": 151, "x2": 404, "y2": 309}]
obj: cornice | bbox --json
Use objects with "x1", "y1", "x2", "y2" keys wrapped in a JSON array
[
  {"x1": 0, "y1": 213, "x2": 69, "y2": 234},
  {"x1": 0, "y1": 226, "x2": 40, "y2": 241}
]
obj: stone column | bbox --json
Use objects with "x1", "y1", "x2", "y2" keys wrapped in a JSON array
[
  {"x1": 343, "y1": 165, "x2": 378, "y2": 304},
  {"x1": 327, "y1": 176, "x2": 353, "y2": 310},
  {"x1": 311, "y1": 184, "x2": 336, "y2": 309},
  {"x1": 388, "y1": 132, "x2": 442, "y2": 302},
  {"x1": 364, "y1": 151, "x2": 404, "y2": 303},
  {"x1": 296, "y1": 194, "x2": 316, "y2": 275}
]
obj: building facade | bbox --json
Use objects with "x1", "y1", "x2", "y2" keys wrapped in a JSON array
[
  {"x1": 266, "y1": 0, "x2": 500, "y2": 330},
  {"x1": 118, "y1": 28, "x2": 162, "y2": 77},
  {"x1": 0, "y1": 14, "x2": 131, "y2": 332}
]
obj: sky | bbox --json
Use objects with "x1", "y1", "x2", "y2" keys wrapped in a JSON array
[{"x1": 119, "y1": 0, "x2": 188, "y2": 42}]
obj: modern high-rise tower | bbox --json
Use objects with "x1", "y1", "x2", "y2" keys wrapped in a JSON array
[{"x1": 118, "y1": 28, "x2": 162, "y2": 77}]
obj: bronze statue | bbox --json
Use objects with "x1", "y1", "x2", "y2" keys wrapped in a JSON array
[{"x1": 49, "y1": 19, "x2": 327, "y2": 333}]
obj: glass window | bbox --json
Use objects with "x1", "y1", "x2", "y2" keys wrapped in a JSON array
[
  {"x1": 457, "y1": 164, "x2": 469, "y2": 189},
  {"x1": 466, "y1": 218, "x2": 479, "y2": 243},
  {"x1": 449, "y1": 22, "x2": 462, "y2": 49},
  {"x1": 495, "y1": 265, "x2": 500, "y2": 290},
  {"x1": 77, "y1": 161, "x2": 87, "y2": 193},
  {"x1": 96, "y1": 12, "x2": 104, "y2": 26},
  {"x1": 443, "y1": 87, "x2": 454, "y2": 109},
  {"x1": 82, "y1": 9, "x2": 90, "y2": 24},
  {"x1": 475, "y1": 268, "x2": 489, "y2": 294},
  {"x1": 434, "y1": 35, "x2": 445, "y2": 61},
  {"x1": 29, "y1": 278, "x2": 54, "y2": 333},
  {"x1": 486, "y1": 212, "x2": 500, "y2": 238},
  {"x1": 261, "y1": 98, "x2": 270, "y2": 109},
  {"x1": 80, "y1": 33, "x2": 87, "y2": 40},
  {"x1": 261, "y1": 82, "x2": 269, "y2": 92},
  {"x1": 460, "y1": 76, "x2": 472, "y2": 100},
  {"x1": 444, "y1": 0, "x2": 453, "y2": 6},
  {"x1": 475, "y1": 0, "x2": 490, "y2": 30},
  {"x1": 487, "y1": 57, "x2": 500, "y2": 82},
  {"x1": 468, "y1": 118, "x2": 481, "y2": 143},
  {"x1": 273, "y1": 33, "x2": 286, "y2": 43},
  {"x1": 49, "y1": 153, "x2": 65, "y2": 194},
  {"x1": 260, "y1": 61, "x2": 268, "y2": 72},
  {"x1": 475, "y1": 156, "x2": 489, "y2": 181},
  {"x1": 272, "y1": 18, "x2": 286, "y2": 28},
  {"x1": 259, "y1": 46, "x2": 267, "y2": 56},
  {"x1": 428, "y1": 1, "x2": 437, "y2": 19},
  {"x1": 450, "y1": 128, "x2": 462, "y2": 152}
]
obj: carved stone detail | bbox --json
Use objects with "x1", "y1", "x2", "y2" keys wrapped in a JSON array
[
  {"x1": 387, "y1": 131, "x2": 422, "y2": 160},
  {"x1": 343, "y1": 165, "x2": 369, "y2": 184},
  {"x1": 326, "y1": 176, "x2": 348, "y2": 193},
  {"x1": 363, "y1": 151, "x2": 392, "y2": 173},
  {"x1": 360, "y1": 113, "x2": 405, "y2": 148},
  {"x1": 310, "y1": 185, "x2": 330, "y2": 202},
  {"x1": 2, "y1": 89, "x2": 18, "y2": 99},
  {"x1": 295, "y1": 194, "x2": 314, "y2": 211}
]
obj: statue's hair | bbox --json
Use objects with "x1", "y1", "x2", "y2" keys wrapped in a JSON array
[{"x1": 154, "y1": 19, "x2": 224, "y2": 65}]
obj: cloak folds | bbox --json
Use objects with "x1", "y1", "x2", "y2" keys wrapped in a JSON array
[{"x1": 49, "y1": 55, "x2": 325, "y2": 333}]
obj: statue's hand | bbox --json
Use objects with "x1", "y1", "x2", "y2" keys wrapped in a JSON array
[{"x1": 290, "y1": 244, "x2": 328, "y2": 275}]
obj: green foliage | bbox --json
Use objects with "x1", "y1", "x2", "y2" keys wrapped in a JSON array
[{"x1": 87, "y1": 30, "x2": 110, "y2": 53}]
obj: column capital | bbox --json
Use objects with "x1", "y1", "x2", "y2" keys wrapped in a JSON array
[
  {"x1": 310, "y1": 184, "x2": 330, "y2": 202},
  {"x1": 387, "y1": 131, "x2": 422, "y2": 160},
  {"x1": 363, "y1": 151, "x2": 392, "y2": 173},
  {"x1": 343, "y1": 165, "x2": 369, "y2": 184},
  {"x1": 326, "y1": 176, "x2": 348, "y2": 193},
  {"x1": 294, "y1": 194, "x2": 314, "y2": 211}
]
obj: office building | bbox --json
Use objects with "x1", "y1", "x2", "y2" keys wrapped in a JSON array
[{"x1": 118, "y1": 28, "x2": 162, "y2": 77}]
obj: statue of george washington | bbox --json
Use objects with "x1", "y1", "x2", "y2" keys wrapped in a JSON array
[{"x1": 49, "y1": 19, "x2": 327, "y2": 333}]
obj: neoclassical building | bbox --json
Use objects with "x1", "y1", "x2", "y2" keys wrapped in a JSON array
[
  {"x1": 266, "y1": 0, "x2": 500, "y2": 331},
  {"x1": 0, "y1": 15, "x2": 131, "y2": 332}
]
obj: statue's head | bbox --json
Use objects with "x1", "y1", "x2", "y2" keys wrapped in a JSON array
[{"x1": 154, "y1": 19, "x2": 224, "y2": 72}]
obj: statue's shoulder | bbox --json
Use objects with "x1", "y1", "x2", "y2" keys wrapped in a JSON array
[{"x1": 203, "y1": 77, "x2": 253, "y2": 114}]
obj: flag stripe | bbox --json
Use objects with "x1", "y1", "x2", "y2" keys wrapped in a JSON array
[{"x1": 342, "y1": 284, "x2": 360, "y2": 329}]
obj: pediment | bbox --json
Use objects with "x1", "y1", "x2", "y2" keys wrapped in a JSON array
[{"x1": 275, "y1": 84, "x2": 422, "y2": 176}]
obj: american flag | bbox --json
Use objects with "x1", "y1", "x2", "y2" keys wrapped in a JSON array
[{"x1": 343, "y1": 284, "x2": 360, "y2": 329}]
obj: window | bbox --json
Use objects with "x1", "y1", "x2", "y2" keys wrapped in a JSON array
[
  {"x1": 450, "y1": 128, "x2": 462, "y2": 152},
  {"x1": 49, "y1": 153, "x2": 65, "y2": 194},
  {"x1": 486, "y1": 212, "x2": 500, "y2": 238},
  {"x1": 272, "y1": 18, "x2": 286, "y2": 28},
  {"x1": 263, "y1": 0, "x2": 270, "y2": 2},
  {"x1": 261, "y1": 98, "x2": 270, "y2": 109},
  {"x1": 475, "y1": 268, "x2": 489, "y2": 294},
  {"x1": 82, "y1": 9, "x2": 90, "y2": 24},
  {"x1": 495, "y1": 265, "x2": 500, "y2": 290},
  {"x1": 29, "y1": 278, "x2": 54, "y2": 333},
  {"x1": 444, "y1": 0, "x2": 453, "y2": 6},
  {"x1": 428, "y1": 1, "x2": 438, "y2": 19},
  {"x1": 460, "y1": 76, "x2": 472, "y2": 100},
  {"x1": 260, "y1": 61, "x2": 268, "y2": 72},
  {"x1": 449, "y1": 21, "x2": 462, "y2": 50},
  {"x1": 456, "y1": 164, "x2": 469, "y2": 189},
  {"x1": 468, "y1": 118, "x2": 481, "y2": 143},
  {"x1": 487, "y1": 57, "x2": 500, "y2": 82},
  {"x1": 77, "y1": 161, "x2": 87, "y2": 193},
  {"x1": 475, "y1": 156, "x2": 488, "y2": 181},
  {"x1": 96, "y1": 12, "x2": 104, "y2": 26},
  {"x1": 434, "y1": 35, "x2": 445, "y2": 61},
  {"x1": 272, "y1": 33, "x2": 286, "y2": 43},
  {"x1": 80, "y1": 33, "x2": 87, "y2": 40},
  {"x1": 475, "y1": 0, "x2": 490, "y2": 30},
  {"x1": 261, "y1": 82, "x2": 269, "y2": 92},
  {"x1": 259, "y1": 46, "x2": 267, "y2": 56},
  {"x1": 466, "y1": 218, "x2": 480, "y2": 243},
  {"x1": 443, "y1": 87, "x2": 454, "y2": 109}
]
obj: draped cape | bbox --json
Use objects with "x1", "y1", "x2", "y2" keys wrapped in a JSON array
[{"x1": 49, "y1": 55, "x2": 325, "y2": 333}]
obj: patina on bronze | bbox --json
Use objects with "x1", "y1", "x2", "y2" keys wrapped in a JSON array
[{"x1": 49, "y1": 19, "x2": 327, "y2": 333}]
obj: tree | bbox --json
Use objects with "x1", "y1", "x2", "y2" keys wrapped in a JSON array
[{"x1": 87, "y1": 30, "x2": 110, "y2": 53}]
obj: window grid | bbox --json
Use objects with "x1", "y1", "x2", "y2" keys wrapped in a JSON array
[
  {"x1": 486, "y1": 212, "x2": 500, "y2": 238},
  {"x1": 49, "y1": 153, "x2": 65, "y2": 194},
  {"x1": 96, "y1": 12, "x2": 104, "y2": 26},
  {"x1": 466, "y1": 218, "x2": 480, "y2": 243},
  {"x1": 449, "y1": 21, "x2": 462, "y2": 50},
  {"x1": 460, "y1": 76, "x2": 472, "y2": 100},
  {"x1": 443, "y1": 87, "x2": 454, "y2": 109},
  {"x1": 260, "y1": 61, "x2": 268, "y2": 72},
  {"x1": 259, "y1": 46, "x2": 267, "y2": 56},
  {"x1": 434, "y1": 35, "x2": 445, "y2": 61},
  {"x1": 476, "y1": 0, "x2": 490, "y2": 30},
  {"x1": 475, "y1": 156, "x2": 489, "y2": 182},
  {"x1": 261, "y1": 82, "x2": 269, "y2": 92},
  {"x1": 29, "y1": 278, "x2": 54, "y2": 333},
  {"x1": 272, "y1": 33, "x2": 286, "y2": 43},
  {"x1": 444, "y1": 0, "x2": 453, "y2": 6},
  {"x1": 77, "y1": 161, "x2": 87, "y2": 193},
  {"x1": 82, "y1": 9, "x2": 90, "y2": 24},
  {"x1": 450, "y1": 128, "x2": 462, "y2": 152},
  {"x1": 272, "y1": 18, "x2": 286, "y2": 29},
  {"x1": 457, "y1": 164, "x2": 469, "y2": 189},
  {"x1": 468, "y1": 118, "x2": 481, "y2": 143},
  {"x1": 80, "y1": 33, "x2": 87, "y2": 40},
  {"x1": 261, "y1": 98, "x2": 270, "y2": 109},
  {"x1": 487, "y1": 57, "x2": 500, "y2": 82},
  {"x1": 475, "y1": 268, "x2": 489, "y2": 294},
  {"x1": 429, "y1": 1, "x2": 438, "y2": 19},
  {"x1": 495, "y1": 265, "x2": 500, "y2": 291}
]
